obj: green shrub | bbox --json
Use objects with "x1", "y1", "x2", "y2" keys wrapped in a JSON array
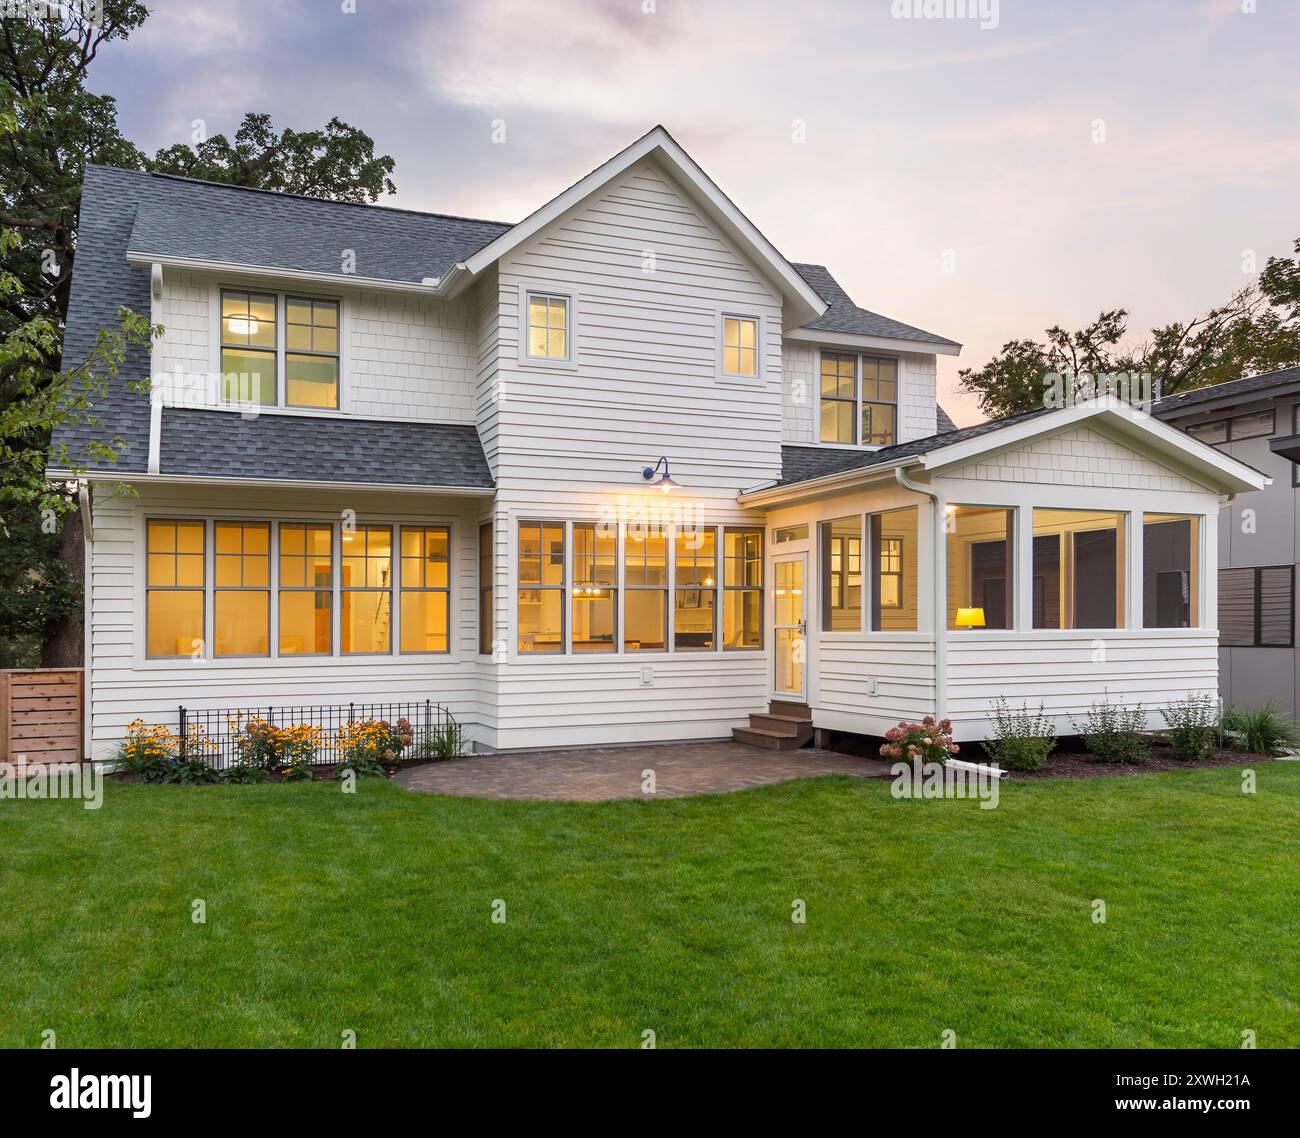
[
  {"x1": 336, "y1": 753, "x2": 385, "y2": 779},
  {"x1": 278, "y1": 758, "x2": 315, "y2": 782},
  {"x1": 1161, "y1": 693, "x2": 1218, "y2": 762},
  {"x1": 156, "y1": 756, "x2": 219, "y2": 785},
  {"x1": 1221, "y1": 703, "x2": 1300, "y2": 755},
  {"x1": 218, "y1": 763, "x2": 270, "y2": 784},
  {"x1": 1071, "y1": 697, "x2": 1147, "y2": 764},
  {"x1": 982, "y1": 697, "x2": 1056, "y2": 772},
  {"x1": 411, "y1": 720, "x2": 468, "y2": 761},
  {"x1": 878, "y1": 716, "x2": 957, "y2": 763}
]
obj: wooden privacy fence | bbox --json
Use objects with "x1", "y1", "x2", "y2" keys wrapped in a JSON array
[{"x1": 0, "y1": 669, "x2": 84, "y2": 766}]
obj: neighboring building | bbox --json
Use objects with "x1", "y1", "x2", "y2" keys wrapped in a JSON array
[
  {"x1": 1154, "y1": 367, "x2": 1300, "y2": 719},
  {"x1": 50, "y1": 126, "x2": 1266, "y2": 760}
]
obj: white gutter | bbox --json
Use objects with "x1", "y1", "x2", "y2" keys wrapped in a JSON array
[
  {"x1": 895, "y1": 465, "x2": 948, "y2": 720},
  {"x1": 79, "y1": 482, "x2": 94, "y2": 762},
  {"x1": 739, "y1": 456, "x2": 914, "y2": 508},
  {"x1": 46, "y1": 469, "x2": 495, "y2": 498},
  {"x1": 126, "y1": 252, "x2": 443, "y2": 297}
]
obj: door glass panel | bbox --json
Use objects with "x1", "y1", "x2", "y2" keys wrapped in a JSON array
[{"x1": 773, "y1": 558, "x2": 805, "y2": 698}]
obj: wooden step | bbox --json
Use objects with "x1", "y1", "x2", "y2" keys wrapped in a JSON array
[
  {"x1": 767, "y1": 700, "x2": 812, "y2": 721},
  {"x1": 733, "y1": 726, "x2": 798, "y2": 750},
  {"x1": 748, "y1": 713, "x2": 802, "y2": 736}
]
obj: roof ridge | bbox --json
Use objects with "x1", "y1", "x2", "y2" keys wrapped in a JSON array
[
  {"x1": 1155, "y1": 365, "x2": 1300, "y2": 405},
  {"x1": 84, "y1": 163, "x2": 516, "y2": 229}
]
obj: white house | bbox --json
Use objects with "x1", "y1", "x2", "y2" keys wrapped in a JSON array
[{"x1": 49, "y1": 127, "x2": 1268, "y2": 761}]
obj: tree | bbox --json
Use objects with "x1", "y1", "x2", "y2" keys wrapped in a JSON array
[
  {"x1": 0, "y1": 5, "x2": 398, "y2": 666},
  {"x1": 959, "y1": 242, "x2": 1300, "y2": 420},
  {"x1": 148, "y1": 112, "x2": 396, "y2": 203}
]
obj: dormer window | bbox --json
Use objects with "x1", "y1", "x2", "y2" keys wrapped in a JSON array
[
  {"x1": 220, "y1": 289, "x2": 340, "y2": 410},
  {"x1": 721, "y1": 315, "x2": 758, "y2": 378},
  {"x1": 819, "y1": 351, "x2": 898, "y2": 446},
  {"x1": 527, "y1": 293, "x2": 569, "y2": 360}
]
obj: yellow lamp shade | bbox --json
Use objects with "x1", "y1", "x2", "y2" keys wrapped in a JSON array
[{"x1": 955, "y1": 607, "x2": 986, "y2": 629}]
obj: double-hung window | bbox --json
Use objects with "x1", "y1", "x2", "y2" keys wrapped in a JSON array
[
  {"x1": 213, "y1": 522, "x2": 271, "y2": 657},
  {"x1": 400, "y1": 526, "x2": 450, "y2": 653},
  {"x1": 674, "y1": 528, "x2": 717, "y2": 650},
  {"x1": 722, "y1": 528, "x2": 763, "y2": 648},
  {"x1": 572, "y1": 523, "x2": 617, "y2": 652},
  {"x1": 819, "y1": 351, "x2": 898, "y2": 445},
  {"x1": 623, "y1": 525, "x2": 668, "y2": 651},
  {"x1": 518, "y1": 521, "x2": 565, "y2": 653},
  {"x1": 146, "y1": 520, "x2": 206, "y2": 658},
  {"x1": 220, "y1": 289, "x2": 340, "y2": 409},
  {"x1": 721, "y1": 315, "x2": 758, "y2": 378},
  {"x1": 526, "y1": 294, "x2": 569, "y2": 360},
  {"x1": 279, "y1": 522, "x2": 333, "y2": 655},
  {"x1": 341, "y1": 525, "x2": 393, "y2": 654}
]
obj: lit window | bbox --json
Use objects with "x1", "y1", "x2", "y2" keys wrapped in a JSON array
[
  {"x1": 722, "y1": 316, "x2": 758, "y2": 377},
  {"x1": 285, "y1": 297, "x2": 339, "y2": 409},
  {"x1": 869, "y1": 508, "x2": 917, "y2": 631},
  {"x1": 674, "y1": 528, "x2": 717, "y2": 650},
  {"x1": 278, "y1": 522, "x2": 332, "y2": 654},
  {"x1": 820, "y1": 517, "x2": 862, "y2": 631},
  {"x1": 146, "y1": 520, "x2": 205, "y2": 658},
  {"x1": 214, "y1": 522, "x2": 270, "y2": 657},
  {"x1": 527, "y1": 294, "x2": 568, "y2": 360},
  {"x1": 479, "y1": 522, "x2": 494, "y2": 656},
  {"x1": 518, "y1": 521, "x2": 565, "y2": 652},
  {"x1": 860, "y1": 357, "x2": 897, "y2": 446},
  {"x1": 341, "y1": 525, "x2": 392, "y2": 653},
  {"x1": 1032, "y1": 509, "x2": 1125, "y2": 630},
  {"x1": 624, "y1": 524, "x2": 668, "y2": 651},
  {"x1": 1143, "y1": 514, "x2": 1199, "y2": 629},
  {"x1": 820, "y1": 353, "x2": 856, "y2": 443},
  {"x1": 946, "y1": 507, "x2": 1013, "y2": 630},
  {"x1": 400, "y1": 526, "x2": 450, "y2": 653},
  {"x1": 572, "y1": 523, "x2": 617, "y2": 653},
  {"x1": 220, "y1": 291, "x2": 277, "y2": 405},
  {"x1": 723, "y1": 528, "x2": 763, "y2": 649}
]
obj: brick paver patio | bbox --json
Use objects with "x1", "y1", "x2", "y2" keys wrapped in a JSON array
[{"x1": 393, "y1": 740, "x2": 892, "y2": 801}]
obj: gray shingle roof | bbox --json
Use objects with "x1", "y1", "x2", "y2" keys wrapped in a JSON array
[
  {"x1": 792, "y1": 264, "x2": 960, "y2": 349},
  {"x1": 773, "y1": 405, "x2": 1056, "y2": 488},
  {"x1": 160, "y1": 410, "x2": 493, "y2": 488},
  {"x1": 936, "y1": 404, "x2": 958, "y2": 433},
  {"x1": 1152, "y1": 367, "x2": 1300, "y2": 418}
]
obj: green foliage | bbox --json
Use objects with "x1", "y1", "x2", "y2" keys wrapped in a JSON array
[
  {"x1": 1161, "y1": 693, "x2": 1218, "y2": 762},
  {"x1": 959, "y1": 242, "x2": 1300, "y2": 419},
  {"x1": 1221, "y1": 703, "x2": 1300, "y2": 756},
  {"x1": 1071, "y1": 698, "x2": 1148, "y2": 765},
  {"x1": 156, "y1": 757, "x2": 219, "y2": 786},
  {"x1": 982, "y1": 697, "x2": 1056, "y2": 771},
  {"x1": 278, "y1": 760, "x2": 315, "y2": 783},
  {"x1": 147, "y1": 112, "x2": 396, "y2": 203},
  {"x1": 217, "y1": 763, "x2": 270, "y2": 785},
  {"x1": 336, "y1": 753, "x2": 385, "y2": 780},
  {"x1": 410, "y1": 719, "x2": 467, "y2": 762}
]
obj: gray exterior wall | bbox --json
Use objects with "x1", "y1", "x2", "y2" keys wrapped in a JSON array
[{"x1": 1157, "y1": 385, "x2": 1300, "y2": 719}]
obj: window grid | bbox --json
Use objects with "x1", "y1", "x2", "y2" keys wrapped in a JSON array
[
  {"x1": 213, "y1": 521, "x2": 271, "y2": 658},
  {"x1": 278, "y1": 522, "x2": 333, "y2": 656},
  {"x1": 284, "y1": 296, "x2": 340, "y2": 409},
  {"x1": 674, "y1": 528, "x2": 717, "y2": 651},
  {"x1": 819, "y1": 351, "x2": 899, "y2": 446},
  {"x1": 517, "y1": 520, "x2": 566, "y2": 653},
  {"x1": 145, "y1": 519, "x2": 206, "y2": 659},
  {"x1": 722, "y1": 315, "x2": 758, "y2": 377},
  {"x1": 572, "y1": 523, "x2": 617, "y2": 653},
  {"x1": 527, "y1": 294, "x2": 568, "y2": 360},
  {"x1": 723, "y1": 527, "x2": 763, "y2": 650},
  {"x1": 623, "y1": 524, "x2": 668, "y2": 652},
  {"x1": 341, "y1": 524, "x2": 393, "y2": 655},
  {"x1": 399, "y1": 526, "x2": 451, "y2": 654},
  {"x1": 220, "y1": 289, "x2": 277, "y2": 406}
]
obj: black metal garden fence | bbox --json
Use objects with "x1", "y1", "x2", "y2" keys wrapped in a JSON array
[{"x1": 176, "y1": 700, "x2": 458, "y2": 769}]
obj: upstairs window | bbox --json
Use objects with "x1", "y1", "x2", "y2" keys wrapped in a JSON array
[
  {"x1": 220, "y1": 289, "x2": 340, "y2": 410},
  {"x1": 527, "y1": 294, "x2": 569, "y2": 360},
  {"x1": 722, "y1": 315, "x2": 758, "y2": 377},
  {"x1": 819, "y1": 352, "x2": 898, "y2": 446}
]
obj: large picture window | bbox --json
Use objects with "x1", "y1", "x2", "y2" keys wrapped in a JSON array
[
  {"x1": 1032, "y1": 509, "x2": 1125, "y2": 630},
  {"x1": 869, "y1": 507, "x2": 918, "y2": 631},
  {"x1": 214, "y1": 522, "x2": 270, "y2": 657},
  {"x1": 723, "y1": 528, "x2": 763, "y2": 649},
  {"x1": 518, "y1": 521, "x2": 565, "y2": 653},
  {"x1": 624, "y1": 524, "x2": 668, "y2": 651},
  {"x1": 399, "y1": 526, "x2": 450, "y2": 653},
  {"x1": 1143, "y1": 514, "x2": 1199, "y2": 629},
  {"x1": 820, "y1": 516, "x2": 862, "y2": 631},
  {"x1": 946, "y1": 507, "x2": 1013, "y2": 630},
  {"x1": 674, "y1": 527, "x2": 717, "y2": 650},
  {"x1": 572, "y1": 523, "x2": 616, "y2": 652},
  {"x1": 146, "y1": 520, "x2": 205, "y2": 658},
  {"x1": 278, "y1": 522, "x2": 332, "y2": 655},
  {"x1": 341, "y1": 524, "x2": 393, "y2": 654}
]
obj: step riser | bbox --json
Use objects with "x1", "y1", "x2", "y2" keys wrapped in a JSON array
[{"x1": 768, "y1": 701, "x2": 812, "y2": 721}]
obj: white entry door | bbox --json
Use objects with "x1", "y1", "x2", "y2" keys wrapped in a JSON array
[{"x1": 772, "y1": 553, "x2": 807, "y2": 702}]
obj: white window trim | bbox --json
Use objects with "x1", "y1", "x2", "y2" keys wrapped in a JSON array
[
  {"x1": 816, "y1": 348, "x2": 901, "y2": 448},
  {"x1": 208, "y1": 285, "x2": 349, "y2": 414},
  {"x1": 717, "y1": 311, "x2": 763, "y2": 385},
  {"x1": 516, "y1": 282, "x2": 580, "y2": 371},
  {"x1": 135, "y1": 512, "x2": 457, "y2": 666}
]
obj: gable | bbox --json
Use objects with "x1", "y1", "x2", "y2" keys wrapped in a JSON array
[{"x1": 943, "y1": 425, "x2": 1215, "y2": 493}]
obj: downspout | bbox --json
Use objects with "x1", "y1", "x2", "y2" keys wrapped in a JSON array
[
  {"x1": 78, "y1": 482, "x2": 94, "y2": 763},
  {"x1": 895, "y1": 465, "x2": 947, "y2": 719}
]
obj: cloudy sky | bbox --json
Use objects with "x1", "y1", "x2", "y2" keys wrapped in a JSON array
[{"x1": 92, "y1": 0, "x2": 1299, "y2": 424}]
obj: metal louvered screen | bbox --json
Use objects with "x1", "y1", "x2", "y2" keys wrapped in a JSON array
[
  {"x1": 1258, "y1": 566, "x2": 1295, "y2": 647},
  {"x1": 1218, "y1": 568, "x2": 1256, "y2": 647}
]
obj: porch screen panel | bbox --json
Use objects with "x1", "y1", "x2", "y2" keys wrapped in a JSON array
[
  {"x1": 624, "y1": 524, "x2": 667, "y2": 651},
  {"x1": 146, "y1": 519, "x2": 206, "y2": 658},
  {"x1": 1142, "y1": 514, "x2": 1199, "y2": 629},
  {"x1": 820, "y1": 517, "x2": 862, "y2": 631},
  {"x1": 572, "y1": 522, "x2": 616, "y2": 652},
  {"x1": 946, "y1": 507, "x2": 1013, "y2": 630},
  {"x1": 400, "y1": 526, "x2": 450, "y2": 653},
  {"x1": 518, "y1": 521, "x2": 565, "y2": 653},
  {"x1": 341, "y1": 524, "x2": 393, "y2": 654},
  {"x1": 214, "y1": 522, "x2": 270, "y2": 656},
  {"x1": 674, "y1": 527, "x2": 717, "y2": 650},
  {"x1": 1031, "y1": 509, "x2": 1125, "y2": 630},
  {"x1": 723, "y1": 528, "x2": 763, "y2": 649},
  {"x1": 279, "y1": 522, "x2": 333, "y2": 654},
  {"x1": 869, "y1": 507, "x2": 918, "y2": 631}
]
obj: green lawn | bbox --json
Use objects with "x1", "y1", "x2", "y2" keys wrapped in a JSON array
[{"x1": 1, "y1": 764, "x2": 1297, "y2": 1048}]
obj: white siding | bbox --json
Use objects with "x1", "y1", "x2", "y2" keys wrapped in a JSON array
[{"x1": 782, "y1": 341, "x2": 816, "y2": 444}]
